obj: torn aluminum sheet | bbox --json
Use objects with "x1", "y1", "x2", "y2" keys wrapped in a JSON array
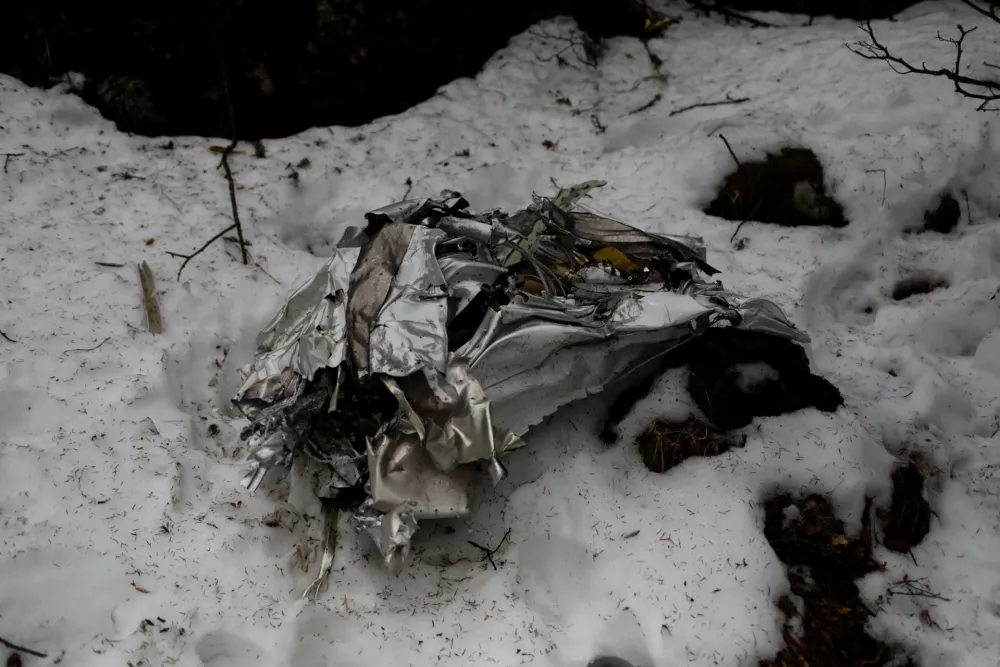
[
  {"x1": 231, "y1": 180, "x2": 812, "y2": 581},
  {"x1": 235, "y1": 249, "x2": 357, "y2": 411}
]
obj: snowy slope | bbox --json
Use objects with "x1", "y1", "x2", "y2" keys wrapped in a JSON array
[{"x1": 2, "y1": 2, "x2": 1000, "y2": 666}]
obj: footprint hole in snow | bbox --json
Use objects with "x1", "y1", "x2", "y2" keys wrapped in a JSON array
[
  {"x1": 704, "y1": 146, "x2": 849, "y2": 229},
  {"x1": 890, "y1": 272, "x2": 949, "y2": 301}
]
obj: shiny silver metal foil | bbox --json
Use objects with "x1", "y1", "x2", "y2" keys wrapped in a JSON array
[{"x1": 231, "y1": 181, "x2": 811, "y2": 582}]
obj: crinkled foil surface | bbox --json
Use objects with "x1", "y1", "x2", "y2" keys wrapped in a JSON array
[{"x1": 231, "y1": 181, "x2": 809, "y2": 582}]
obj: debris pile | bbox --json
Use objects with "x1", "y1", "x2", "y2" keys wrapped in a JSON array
[
  {"x1": 760, "y1": 494, "x2": 914, "y2": 667},
  {"x1": 231, "y1": 181, "x2": 813, "y2": 585}
]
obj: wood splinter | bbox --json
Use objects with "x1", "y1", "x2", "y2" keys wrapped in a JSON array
[{"x1": 138, "y1": 261, "x2": 163, "y2": 334}]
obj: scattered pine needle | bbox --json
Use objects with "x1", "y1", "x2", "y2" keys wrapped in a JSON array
[
  {"x1": 255, "y1": 262, "x2": 281, "y2": 284},
  {"x1": 63, "y1": 336, "x2": 111, "y2": 355}
]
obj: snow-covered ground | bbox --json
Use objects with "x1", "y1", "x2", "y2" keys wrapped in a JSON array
[{"x1": 2, "y1": 2, "x2": 1000, "y2": 666}]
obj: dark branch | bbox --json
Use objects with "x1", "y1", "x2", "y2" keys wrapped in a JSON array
[
  {"x1": 961, "y1": 0, "x2": 1000, "y2": 24},
  {"x1": 0, "y1": 637, "x2": 48, "y2": 659},
  {"x1": 849, "y1": 20, "x2": 1000, "y2": 110},
  {"x1": 719, "y1": 134, "x2": 741, "y2": 167},
  {"x1": 167, "y1": 224, "x2": 237, "y2": 280},
  {"x1": 468, "y1": 528, "x2": 512, "y2": 570},
  {"x1": 0, "y1": 329, "x2": 15, "y2": 343},
  {"x1": 669, "y1": 96, "x2": 750, "y2": 116},
  {"x1": 729, "y1": 200, "x2": 763, "y2": 243},
  {"x1": 529, "y1": 27, "x2": 600, "y2": 68},
  {"x1": 2, "y1": 153, "x2": 23, "y2": 174},
  {"x1": 63, "y1": 336, "x2": 111, "y2": 355},
  {"x1": 627, "y1": 93, "x2": 663, "y2": 115},
  {"x1": 219, "y1": 145, "x2": 248, "y2": 264},
  {"x1": 166, "y1": 42, "x2": 249, "y2": 277},
  {"x1": 218, "y1": 43, "x2": 248, "y2": 265}
]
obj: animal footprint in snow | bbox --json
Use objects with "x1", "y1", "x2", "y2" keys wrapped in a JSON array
[{"x1": 195, "y1": 630, "x2": 266, "y2": 667}]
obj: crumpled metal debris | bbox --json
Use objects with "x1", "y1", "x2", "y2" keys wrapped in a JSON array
[{"x1": 231, "y1": 180, "x2": 810, "y2": 585}]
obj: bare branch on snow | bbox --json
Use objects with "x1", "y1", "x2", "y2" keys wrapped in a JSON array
[{"x1": 848, "y1": 6, "x2": 1000, "y2": 110}]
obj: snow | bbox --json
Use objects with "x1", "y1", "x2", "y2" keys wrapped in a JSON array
[{"x1": 2, "y1": 2, "x2": 1000, "y2": 666}]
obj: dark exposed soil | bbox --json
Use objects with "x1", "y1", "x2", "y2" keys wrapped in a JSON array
[
  {"x1": 891, "y1": 273, "x2": 948, "y2": 301},
  {"x1": 705, "y1": 147, "x2": 848, "y2": 229},
  {"x1": 686, "y1": 329, "x2": 844, "y2": 431},
  {"x1": 760, "y1": 494, "x2": 914, "y2": 667},
  {"x1": 600, "y1": 329, "x2": 843, "y2": 439},
  {"x1": 635, "y1": 417, "x2": 746, "y2": 473},
  {"x1": 764, "y1": 494, "x2": 878, "y2": 590},
  {"x1": 878, "y1": 461, "x2": 931, "y2": 553},
  {"x1": 599, "y1": 340, "x2": 693, "y2": 444},
  {"x1": 2, "y1": 0, "x2": 664, "y2": 139},
  {"x1": 718, "y1": 0, "x2": 919, "y2": 20},
  {"x1": 923, "y1": 193, "x2": 961, "y2": 234}
]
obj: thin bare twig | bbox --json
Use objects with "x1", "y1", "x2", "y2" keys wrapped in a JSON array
[
  {"x1": 217, "y1": 41, "x2": 248, "y2": 265},
  {"x1": 719, "y1": 134, "x2": 741, "y2": 167},
  {"x1": 627, "y1": 93, "x2": 663, "y2": 115},
  {"x1": 255, "y1": 262, "x2": 281, "y2": 285},
  {"x1": 962, "y1": 189, "x2": 973, "y2": 225},
  {"x1": 63, "y1": 336, "x2": 111, "y2": 355},
  {"x1": 220, "y1": 143, "x2": 248, "y2": 265},
  {"x1": 888, "y1": 576, "x2": 952, "y2": 601},
  {"x1": 157, "y1": 185, "x2": 182, "y2": 212},
  {"x1": 0, "y1": 636, "x2": 48, "y2": 659},
  {"x1": 961, "y1": 0, "x2": 1000, "y2": 24},
  {"x1": 849, "y1": 18, "x2": 1000, "y2": 110},
  {"x1": 669, "y1": 96, "x2": 750, "y2": 116},
  {"x1": 0, "y1": 329, "x2": 15, "y2": 343},
  {"x1": 468, "y1": 528, "x2": 512, "y2": 571},
  {"x1": 2, "y1": 153, "x2": 23, "y2": 174},
  {"x1": 167, "y1": 224, "x2": 237, "y2": 280},
  {"x1": 168, "y1": 42, "x2": 248, "y2": 277},
  {"x1": 529, "y1": 27, "x2": 599, "y2": 68},
  {"x1": 729, "y1": 200, "x2": 763, "y2": 243}
]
